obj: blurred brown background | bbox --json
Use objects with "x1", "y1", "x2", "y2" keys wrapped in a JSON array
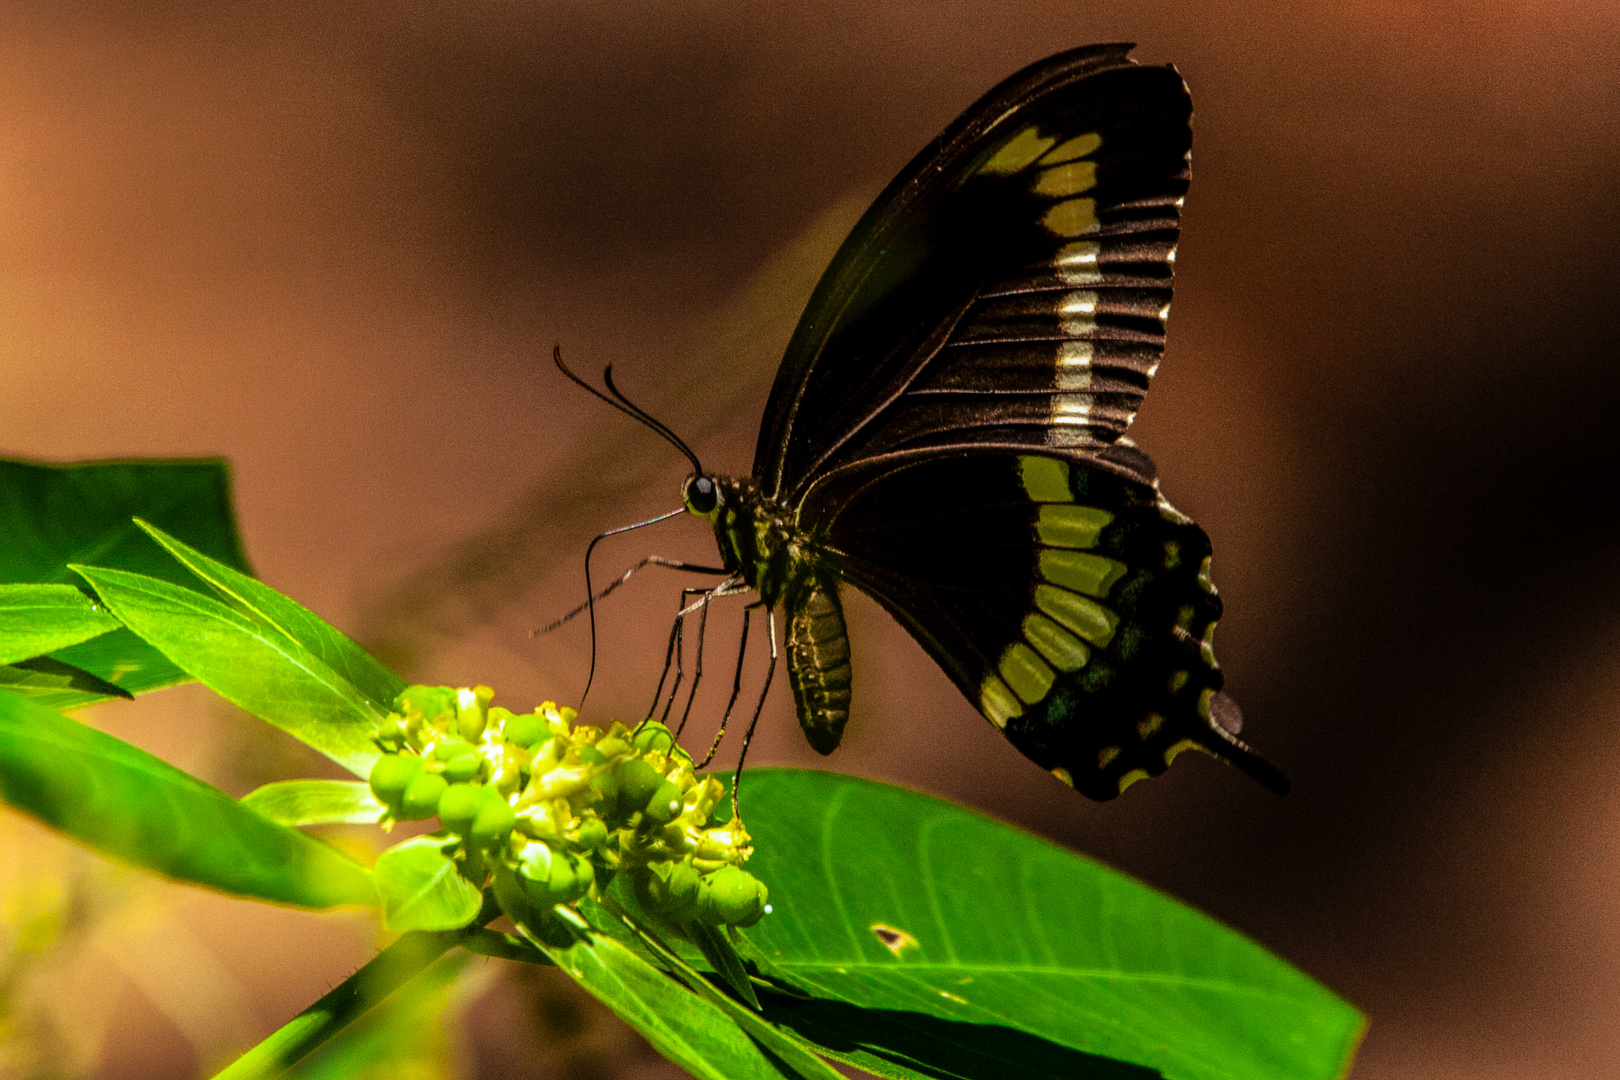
[{"x1": 3, "y1": 1, "x2": 1619, "y2": 1077}]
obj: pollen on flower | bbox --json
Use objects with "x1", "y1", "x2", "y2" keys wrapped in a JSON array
[{"x1": 367, "y1": 684, "x2": 769, "y2": 931}]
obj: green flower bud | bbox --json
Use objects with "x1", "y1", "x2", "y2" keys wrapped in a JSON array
[
  {"x1": 470, "y1": 794, "x2": 517, "y2": 846},
  {"x1": 368, "y1": 753, "x2": 422, "y2": 805},
  {"x1": 492, "y1": 861, "x2": 534, "y2": 927},
  {"x1": 436, "y1": 782, "x2": 484, "y2": 834},
  {"x1": 630, "y1": 722, "x2": 675, "y2": 755},
  {"x1": 614, "y1": 758, "x2": 663, "y2": 808},
  {"x1": 641, "y1": 779, "x2": 684, "y2": 825},
  {"x1": 698, "y1": 866, "x2": 767, "y2": 927},
  {"x1": 396, "y1": 685, "x2": 456, "y2": 723},
  {"x1": 646, "y1": 860, "x2": 702, "y2": 919},
  {"x1": 587, "y1": 767, "x2": 619, "y2": 807},
  {"x1": 501, "y1": 711, "x2": 546, "y2": 748},
  {"x1": 573, "y1": 816, "x2": 609, "y2": 852},
  {"x1": 519, "y1": 843, "x2": 591, "y2": 907},
  {"x1": 442, "y1": 753, "x2": 482, "y2": 784},
  {"x1": 595, "y1": 736, "x2": 629, "y2": 759},
  {"x1": 399, "y1": 771, "x2": 449, "y2": 820},
  {"x1": 576, "y1": 745, "x2": 606, "y2": 767},
  {"x1": 456, "y1": 685, "x2": 493, "y2": 741}
]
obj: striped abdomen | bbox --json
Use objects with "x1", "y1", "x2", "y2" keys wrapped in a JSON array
[{"x1": 786, "y1": 580, "x2": 852, "y2": 754}]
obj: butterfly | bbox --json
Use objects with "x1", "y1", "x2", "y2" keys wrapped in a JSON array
[{"x1": 573, "y1": 43, "x2": 1287, "y2": 801}]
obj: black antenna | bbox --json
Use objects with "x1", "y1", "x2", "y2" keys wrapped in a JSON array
[
  {"x1": 553, "y1": 346, "x2": 704, "y2": 476},
  {"x1": 567, "y1": 508, "x2": 687, "y2": 709}
]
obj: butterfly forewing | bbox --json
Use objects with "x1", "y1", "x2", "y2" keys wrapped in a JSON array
[
  {"x1": 811, "y1": 452, "x2": 1286, "y2": 799},
  {"x1": 755, "y1": 44, "x2": 1192, "y2": 503}
]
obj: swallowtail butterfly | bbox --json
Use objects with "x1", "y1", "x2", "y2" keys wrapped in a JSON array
[{"x1": 612, "y1": 44, "x2": 1288, "y2": 800}]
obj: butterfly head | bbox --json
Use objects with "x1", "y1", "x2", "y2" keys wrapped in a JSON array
[{"x1": 681, "y1": 473, "x2": 722, "y2": 520}]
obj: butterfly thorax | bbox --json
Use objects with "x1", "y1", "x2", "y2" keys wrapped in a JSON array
[{"x1": 706, "y1": 475, "x2": 852, "y2": 754}]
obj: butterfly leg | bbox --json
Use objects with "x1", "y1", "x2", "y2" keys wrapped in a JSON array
[
  {"x1": 730, "y1": 605, "x2": 778, "y2": 822},
  {"x1": 670, "y1": 577, "x2": 750, "y2": 739},
  {"x1": 696, "y1": 606, "x2": 753, "y2": 769},
  {"x1": 536, "y1": 556, "x2": 729, "y2": 636},
  {"x1": 648, "y1": 584, "x2": 714, "y2": 727}
]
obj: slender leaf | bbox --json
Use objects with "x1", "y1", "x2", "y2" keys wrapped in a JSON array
[
  {"x1": 533, "y1": 923, "x2": 797, "y2": 1080},
  {"x1": 43, "y1": 627, "x2": 192, "y2": 706},
  {"x1": 373, "y1": 836, "x2": 483, "y2": 932},
  {"x1": 0, "y1": 457, "x2": 251, "y2": 696},
  {"x1": 241, "y1": 780, "x2": 385, "y2": 827},
  {"x1": 0, "y1": 583, "x2": 121, "y2": 665},
  {"x1": 214, "y1": 902, "x2": 497, "y2": 1080},
  {"x1": 738, "y1": 769, "x2": 1365, "y2": 1080},
  {"x1": 136, "y1": 520, "x2": 406, "y2": 713},
  {"x1": 688, "y1": 919, "x2": 763, "y2": 1010},
  {"x1": 71, "y1": 566, "x2": 384, "y2": 777},
  {"x1": 590, "y1": 904, "x2": 844, "y2": 1080},
  {"x1": 0, "y1": 656, "x2": 134, "y2": 705},
  {"x1": 284, "y1": 951, "x2": 473, "y2": 1080},
  {"x1": 0, "y1": 689, "x2": 375, "y2": 908}
]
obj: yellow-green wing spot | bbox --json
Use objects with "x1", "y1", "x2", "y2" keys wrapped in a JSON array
[
  {"x1": 1039, "y1": 131, "x2": 1101, "y2": 165},
  {"x1": 1117, "y1": 767, "x2": 1151, "y2": 793},
  {"x1": 998, "y1": 642, "x2": 1056, "y2": 706},
  {"x1": 979, "y1": 674, "x2": 1024, "y2": 730},
  {"x1": 1038, "y1": 549, "x2": 1128, "y2": 598},
  {"x1": 1036, "y1": 504, "x2": 1113, "y2": 549},
  {"x1": 981, "y1": 127, "x2": 1056, "y2": 174},
  {"x1": 1019, "y1": 455, "x2": 1072, "y2": 502},
  {"x1": 1164, "y1": 737, "x2": 1200, "y2": 765},
  {"x1": 1034, "y1": 584, "x2": 1119, "y2": 647},
  {"x1": 1055, "y1": 241, "x2": 1102, "y2": 285},
  {"x1": 1043, "y1": 198, "x2": 1099, "y2": 237},
  {"x1": 1022, "y1": 612, "x2": 1090, "y2": 672},
  {"x1": 1033, "y1": 159, "x2": 1097, "y2": 198},
  {"x1": 1200, "y1": 622, "x2": 1219, "y2": 667}
]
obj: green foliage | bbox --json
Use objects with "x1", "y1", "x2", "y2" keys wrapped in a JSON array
[
  {"x1": 739, "y1": 770, "x2": 1364, "y2": 1080},
  {"x1": 0, "y1": 456, "x2": 1364, "y2": 1080},
  {"x1": 0, "y1": 584, "x2": 121, "y2": 666},
  {"x1": 240, "y1": 780, "x2": 385, "y2": 826},
  {"x1": 0, "y1": 458, "x2": 251, "y2": 704},
  {"x1": 0, "y1": 689, "x2": 374, "y2": 908},
  {"x1": 71, "y1": 564, "x2": 386, "y2": 777}
]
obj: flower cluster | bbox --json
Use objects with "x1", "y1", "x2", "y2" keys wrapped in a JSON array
[{"x1": 367, "y1": 685, "x2": 769, "y2": 929}]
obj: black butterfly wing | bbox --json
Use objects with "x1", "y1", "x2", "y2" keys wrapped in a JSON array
[
  {"x1": 754, "y1": 43, "x2": 1190, "y2": 503},
  {"x1": 808, "y1": 451, "x2": 1288, "y2": 800}
]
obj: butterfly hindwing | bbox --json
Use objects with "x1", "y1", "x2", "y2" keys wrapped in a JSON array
[
  {"x1": 812, "y1": 451, "x2": 1287, "y2": 799},
  {"x1": 757, "y1": 44, "x2": 1192, "y2": 505}
]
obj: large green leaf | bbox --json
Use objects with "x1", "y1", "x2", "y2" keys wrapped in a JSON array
[
  {"x1": 71, "y1": 566, "x2": 385, "y2": 777},
  {"x1": 737, "y1": 770, "x2": 1364, "y2": 1080},
  {"x1": 136, "y1": 520, "x2": 406, "y2": 713},
  {"x1": 0, "y1": 583, "x2": 122, "y2": 666},
  {"x1": 0, "y1": 458, "x2": 252, "y2": 699},
  {"x1": 534, "y1": 923, "x2": 799, "y2": 1080},
  {"x1": 0, "y1": 689, "x2": 375, "y2": 908}
]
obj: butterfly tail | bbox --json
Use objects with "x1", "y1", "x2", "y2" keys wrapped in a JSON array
[{"x1": 1193, "y1": 692, "x2": 1291, "y2": 795}]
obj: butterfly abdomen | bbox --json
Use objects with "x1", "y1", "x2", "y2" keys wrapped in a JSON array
[{"x1": 785, "y1": 579, "x2": 853, "y2": 755}]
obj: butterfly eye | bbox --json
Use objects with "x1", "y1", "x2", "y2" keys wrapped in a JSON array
[{"x1": 683, "y1": 475, "x2": 719, "y2": 516}]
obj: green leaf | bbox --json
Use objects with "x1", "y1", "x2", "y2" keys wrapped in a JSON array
[
  {"x1": 214, "y1": 904, "x2": 497, "y2": 1080},
  {"x1": 241, "y1": 780, "x2": 385, "y2": 827},
  {"x1": 0, "y1": 689, "x2": 376, "y2": 908},
  {"x1": 0, "y1": 656, "x2": 134, "y2": 706},
  {"x1": 0, "y1": 583, "x2": 122, "y2": 666},
  {"x1": 373, "y1": 836, "x2": 483, "y2": 932},
  {"x1": 135, "y1": 520, "x2": 406, "y2": 713},
  {"x1": 70, "y1": 565, "x2": 385, "y2": 777},
  {"x1": 738, "y1": 769, "x2": 1365, "y2": 1080},
  {"x1": 533, "y1": 923, "x2": 800, "y2": 1080},
  {"x1": 283, "y1": 951, "x2": 473, "y2": 1080},
  {"x1": 0, "y1": 457, "x2": 251, "y2": 698},
  {"x1": 46, "y1": 628, "x2": 191, "y2": 705},
  {"x1": 586, "y1": 902, "x2": 843, "y2": 1080},
  {"x1": 687, "y1": 919, "x2": 763, "y2": 1010}
]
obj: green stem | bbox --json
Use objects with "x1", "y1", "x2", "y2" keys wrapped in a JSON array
[{"x1": 211, "y1": 897, "x2": 498, "y2": 1079}]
